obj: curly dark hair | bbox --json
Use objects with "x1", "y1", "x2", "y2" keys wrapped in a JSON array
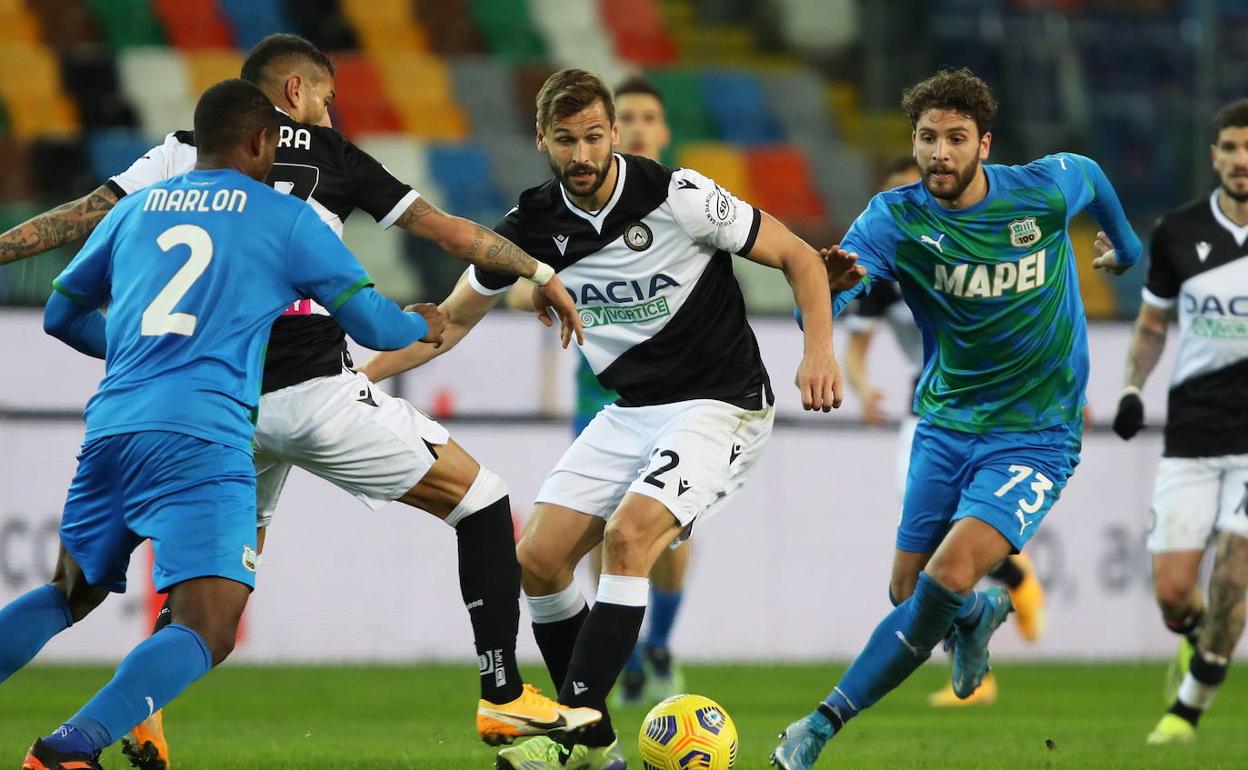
[
  {"x1": 1213, "y1": 98, "x2": 1248, "y2": 142},
  {"x1": 901, "y1": 67, "x2": 998, "y2": 136}
]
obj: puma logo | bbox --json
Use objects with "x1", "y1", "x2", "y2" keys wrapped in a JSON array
[
  {"x1": 1015, "y1": 509, "x2": 1034, "y2": 537},
  {"x1": 921, "y1": 233, "x2": 946, "y2": 253}
]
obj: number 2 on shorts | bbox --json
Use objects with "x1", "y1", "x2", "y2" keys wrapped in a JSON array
[{"x1": 643, "y1": 449, "x2": 681, "y2": 489}]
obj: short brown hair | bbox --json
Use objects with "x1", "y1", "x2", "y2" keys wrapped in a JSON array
[
  {"x1": 614, "y1": 74, "x2": 664, "y2": 106},
  {"x1": 901, "y1": 67, "x2": 998, "y2": 137},
  {"x1": 1212, "y1": 98, "x2": 1248, "y2": 142},
  {"x1": 536, "y1": 68, "x2": 615, "y2": 131}
]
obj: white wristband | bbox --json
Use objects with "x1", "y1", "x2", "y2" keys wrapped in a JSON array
[
  {"x1": 529, "y1": 261, "x2": 555, "y2": 287},
  {"x1": 1120, "y1": 385, "x2": 1141, "y2": 398}
]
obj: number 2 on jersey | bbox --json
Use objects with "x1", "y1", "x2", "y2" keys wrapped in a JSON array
[{"x1": 141, "y1": 224, "x2": 213, "y2": 337}]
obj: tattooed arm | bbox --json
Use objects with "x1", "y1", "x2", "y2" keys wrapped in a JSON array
[
  {"x1": 393, "y1": 197, "x2": 583, "y2": 346},
  {"x1": 1124, "y1": 302, "x2": 1170, "y2": 390},
  {"x1": 0, "y1": 185, "x2": 118, "y2": 266},
  {"x1": 1112, "y1": 301, "x2": 1170, "y2": 440},
  {"x1": 395, "y1": 197, "x2": 538, "y2": 277}
]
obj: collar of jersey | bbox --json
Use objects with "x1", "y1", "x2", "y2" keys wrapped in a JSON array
[
  {"x1": 919, "y1": 163, "x2": 997, "y2": 218},
  {"x1": 1208, "y1": 189, "x2": 1248, "y2": 247},
  {"x1": 558, "y1": 153, "x2": 627, "y2": 234}
]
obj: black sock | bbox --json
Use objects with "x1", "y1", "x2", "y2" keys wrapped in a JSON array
[
  {"x1": 1164, "y1": 610, "x2": 1205, "y2": 648},
  {"x1": 1168, "y1": 698, "x2": 1203, "y2": 727},
  {"x1": 456, "y1": 496, "x2": 523, "y2": 704},
  {"x1": 557, "y1": 601, "x2": 645, "y2": 747},
  {"x1": 987, "y1": 557, "x2": 1025, "y2": 590},
  {"x1": 533, "y1": 606, "x2": 588, "y2": 693},
  {"x1": 151, "y1": 596, "x2": 173, "y2": 635}
]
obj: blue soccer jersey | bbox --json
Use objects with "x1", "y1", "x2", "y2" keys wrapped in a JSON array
[
  {"x1": 52, "y1": 168, "x2": 376, "y2": 452},
  {"x1": 835, "y1": 153, "x2": 1141, "y2": 433}
]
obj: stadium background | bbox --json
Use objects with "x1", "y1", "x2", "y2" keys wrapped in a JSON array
[{"x1": 1, "y1": 2, "x2": 1247, "y2": 767}]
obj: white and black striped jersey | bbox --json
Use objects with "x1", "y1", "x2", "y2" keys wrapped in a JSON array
[
  {"x1": 106, "y1": 110, "x2": 419, "y2": 393},
  {"x1": 1144, "y1": 190, "x2": 1248, "y2": 457},
  {"x1": 471, "y1": 153, "x2": 771, "y2": 409}
]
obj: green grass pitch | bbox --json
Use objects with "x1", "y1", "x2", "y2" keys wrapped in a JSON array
[{"x1": 2, "y1": 662, "x2": 1245, "y2": 769}]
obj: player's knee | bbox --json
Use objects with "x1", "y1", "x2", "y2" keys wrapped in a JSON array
[
  {"x1": 515, "y1": 535, "x2": 566, "y2": 591},
  {"x1": 602, "y1": 516, "x2": 656, "y2": 573},
  {"x1": 923, "y1": 561, "x2": 978, "y2": 596},
  {"x1": 1153, "y1": 574, "x2": 1198, "y2": 615},
  {"x1": 48, "y1": 575, "x2": 107, "y2": 624},
  {"x1": 189, "y1": 620, "x2": 239, "y2": 666}
]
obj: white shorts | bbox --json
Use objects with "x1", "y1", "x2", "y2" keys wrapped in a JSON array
[
  {"x1": 1147, "y1": 454, "x2": 1248, "y2": 553},
  {"x1": 253, "y1": 371, "x2": 450, "y2": 527},
  {"x1": 536, "y1": 399, "x2": 774, "y2": 532}
]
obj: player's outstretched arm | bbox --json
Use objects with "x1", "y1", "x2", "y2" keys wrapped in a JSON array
[
  {"x1": 1057, "y1": 154, "x2": 1142, "y2": 274},
  {"x1": 1114, "y1": 301, "x2": 1170, "y2": 440},
  {"x1": 394, "y1": 198, "x2": 582, "y2": 347},
  {"x1": 331, "y1": 286, "x2": 437, "y2": 352},
  {"x1": 744, "y1": 212, "x2": 849, "y2": 411},
  {"x1": 0, "y1": 185, "x2": 117, "y2": 266},
  {"x1": 359, "y1": 271, "x2": 503, "y2": 383}
]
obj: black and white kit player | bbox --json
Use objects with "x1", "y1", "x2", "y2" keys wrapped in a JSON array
[
  {"x1": 0, "y1": 34, "x2": 592, "y2": 759},
  {"x1": 109, "y1": 116, "x2": 456, "y2": 527},
  {"x1": 1111, "y1": 98, "x2": 1248, "y2": 744},
  {"x1": 1127, "y1": 190, "x2": 1248, "y2": 552},
  {"x1": 362, "y1": 67, "x2": 852, "y2": 764}
]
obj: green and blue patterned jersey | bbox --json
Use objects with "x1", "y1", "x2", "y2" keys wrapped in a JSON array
[{"x1": 836, "y1": 153, "x2": 1141, "y2": 433}]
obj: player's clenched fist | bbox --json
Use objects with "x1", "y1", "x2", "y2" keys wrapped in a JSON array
[
  {"x1": 1112, "y1": 387, "x2": 1144, "y2": 440},
  {"x1": 796, "y1": 350, "x2": 843, "y2": 412},
  {"x1": 405, "y1": 302, "x2": 446, "y2": 348}
]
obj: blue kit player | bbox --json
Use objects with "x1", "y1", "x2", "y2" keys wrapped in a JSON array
[
  {"x1": 1, "y1": 79, "x2": 437, "y2": 770},
  {"x1": 771, "y1": 68, "x2": 1142, "y2": 768}
]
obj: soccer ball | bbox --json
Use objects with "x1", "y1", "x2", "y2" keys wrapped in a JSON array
[{"x1": 638, "y1": 694, "x2": 738, "y2": 770}]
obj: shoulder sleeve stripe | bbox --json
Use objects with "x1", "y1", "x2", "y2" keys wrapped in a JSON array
[
  {"x1": 1141, "y1": 287, "x2": 1176, "y2": 310},
  {"x1": 379, "y1": 189, "x2": 421, "y2": 230},
  {"x1": 738, "y1": 207, "x2": 762, "y2": 256},
  {"x1": 328, "y1": 275, "x2": 375, "y2": 311},
  {"x1": 467, "y1": 265, "x2": 515, "y2": 296},
  {"x1": 105, "y1": 179, "x2": 128, "y2": 200},
  {"x1": 51, "y1": 279, "x2": 87, "y2": 305}
]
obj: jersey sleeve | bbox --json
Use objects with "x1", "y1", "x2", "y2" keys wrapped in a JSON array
[
  {"x1": 339, "y1": 137, "x2": 419, "y2": 229},
  {"x1": 52, "y1": 210, "x2": 119, "y2": 308},
  {"x1": 667, "y1": 167, "x2": 761, "y2": 256},
  {"x1": 834, "y1": 193, "x2": 900, "y2": 317},
  {"x1": 1142, "y1": 217, "x2": 1179, "y2": 309},
  {"x1": 1042, "y1": 152, "x2": 1142, "y2": 267},
  {"x1": 468, "y1": 208, "x2": 523, "y2": 295},
  {"x1": 107, "y1": 132, "x2": 195, "y2": 197},
  {"x1": 284, "y1": 204, "x2": 375, "y2": 311}
]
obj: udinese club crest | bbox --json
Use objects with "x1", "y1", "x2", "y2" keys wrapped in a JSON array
[
  {"x1": 624, "y1": 221, "x2": 653, "y2": 251},
  {"x1": 1007, "y1": 217, "x2": 1041, "y2": 248}
]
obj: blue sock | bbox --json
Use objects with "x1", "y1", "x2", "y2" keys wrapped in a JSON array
[
  {"x1": 813, "y1": 572, "x2": 966, "y2": 736},
  {"x1": 953, "y1": 590, "x2": 987, "y2": 628},
  {"x1": 646, "y1": 589, "x2": 683, "y2": 651},
  {"x1": 0, "y1": 584, "x2": 73, "y2": 684},
  {"x1": 45, "y1": 624, "x2": 212, "y2": 753}
]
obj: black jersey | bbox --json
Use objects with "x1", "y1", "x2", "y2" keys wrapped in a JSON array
[
  {"x1": 1144, "y1": 191, "x2": 1248, "y2": 457},
  {"x1": 107, "y1": 111, "x2": 418, "y2": 393},
  {"x1": 472, "y1": 154, "x2": 770, "y2": 410}
]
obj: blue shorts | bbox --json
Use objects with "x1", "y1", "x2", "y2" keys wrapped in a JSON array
[
  {"x1": 60, "y1": 431, "x2": 258, "y2": 593},
  {"x1": 898, "y1": 419, "x2": 1083, "y2": 554}
]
